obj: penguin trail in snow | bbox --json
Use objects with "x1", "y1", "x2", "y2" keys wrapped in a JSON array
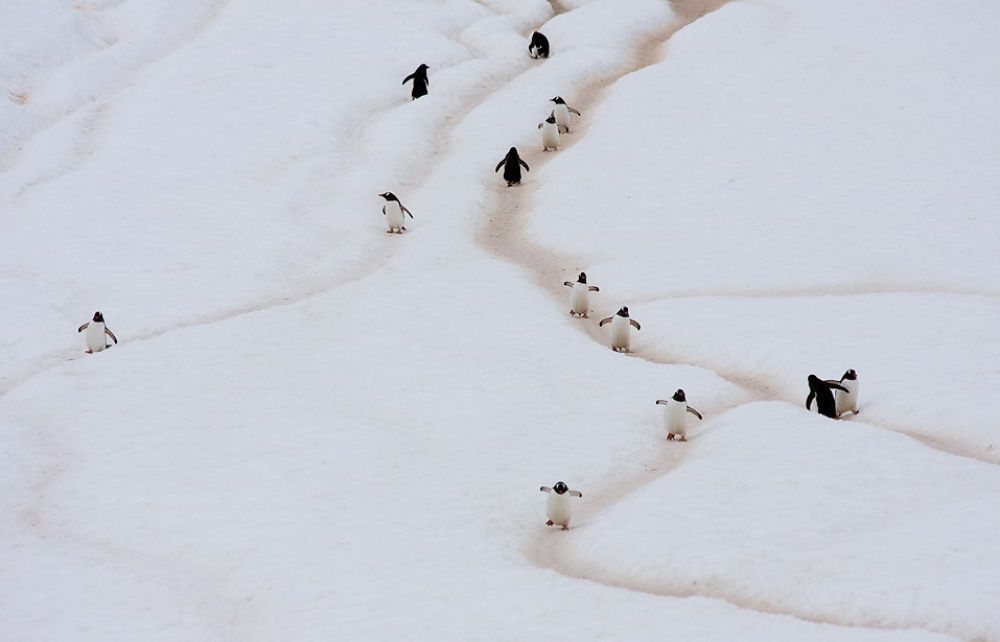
[
  {"x1": 539, "y1": 481, "x2": 582, "y2": 530},
  {"x1": 655, "y1": 389, "x2": 703, "y2": 442},
  {"x1": 563, "y1": 272, "x2": 599, "y2": 318},
  {"x1": 599, "y1": 306, "x2": 641, "y2": 353},
  {"x1": 77, "y1": 311, "x2": 118, "y2": 353}
]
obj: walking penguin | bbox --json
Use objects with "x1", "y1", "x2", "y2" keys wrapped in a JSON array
[
  {"x1": 806, "y1": 374, "x2": 849, "y2": 419},
  {"x1": 495, "y1": 147, "x2": 529, "y2": 186},
  {"x1": 563, "y1": 272, "x2": 599, "y2": 318},
  {"x1": 378, "y1": 192, "x2": 413, "y2": 234},
  {"x1": 835, "y1": 369, "x2": 860, "y2": 416},
  {"x1": 599, "y1": 306, "x2": 641, "y2": 353},
  {"x1": 77, "y1": 311, "x2": 118, "y2": 353},
  {"x1": 539, "y1": 481, "x2": 582, "y2": 530},
  {"x1": 529, "y1": 31, "x2": 550, "y2": 58},
  {"x1": 655, "y1": 389, "x2": 703, "y2": 441},
  {"x1": 538, "y1": 112, "x2": 567, "y2": 151},
  {"x1": 549, "y1": 96, "x2": 582, "y2": 132},
  {"x1": 402, "y1": 64, "x2": 430, "y2": 100}
]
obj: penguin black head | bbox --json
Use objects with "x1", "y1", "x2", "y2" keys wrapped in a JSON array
[
  {"x1": 93, "y1": 311, "x2": 104, "y2": 322},
  {"x1": 617, "y1": 306, "x2": 629, "y2": 317},
  {"x1": 545, "y1": 113, "x2": 556, "y2": 124},
  {"x1": 507, "y1": 146, "x2": 519, "y2": 158},
  {"x1": 417, "y1": 63, "x2": 429, "y2": 72},
  {"x1": 553, "y1": 481, "x2": 568, "y2": 495},
  {"x1": 550, "y1": 96, "x2": 566, "y2": 104},
  {"x1": 807, "y1": 374, "x2": 822, "y2": 388},
  {"x1": 672, "y1": 389, "x2": 686, "y2": 402},
  {"x1": 378, "y1": 192, "x2": 398, "y2": 201},
  {"x1": 843, "y1": 369, "x2": 857, "y2": 380},
  {"x1": 577, "y1": 272, "x2": 587, "y2": 284}
]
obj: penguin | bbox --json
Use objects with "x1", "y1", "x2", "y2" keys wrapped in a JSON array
[
  {"x1": 494, "y1": 147, "x2": 529, "y2": 186},
  {"x1": 402, "y1": 64, "x2": 430, "y2": 100},
  {"x1": 549, "y1": 96, "x2": 582, "y2": 132},
  {"x1": 539, "y1": 481, "x2": 582, "y2": 530},
  {"x1": 835, "y1": 369, "x2": 860, "y2": 417},
  {"x1": 598, "y1": 306, "x2": 641, "y2": 353},
  {"x1": 655, "y1": 389, "x2": 703, "y2": 442},
  {"x1": 378, "y1": 192, "x2": 413, "y2": 234},
  {"x1": 77, "y1": 311, "x2": 118, "y2": 353},
  {"x1": 562, "y1": 272, "x2": 599, "y2": 318},
  {"x1": 538, "y1": 112, "x2": 568, "y2": 151},
  {"x1": 806, "y1": 374, "x2": 849, "y2": 419},
  {"x1": 529, "y1": 31, "x2": 550, "y2": 59}
]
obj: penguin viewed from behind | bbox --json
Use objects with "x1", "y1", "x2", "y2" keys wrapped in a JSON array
[
  {"x1": 538, "y1": 112, "x2": 567, "y2": 151},
  {"x1": 599, "y1": 306, "x2": 641, "y2": 353},
  {"x1": 529, "y1": 31, "x2": 550, "y2": 59},
  {"x1": 835, "y1": 369, "x2": 860, "y2": 417},
  {"x1": 655, "y1": 389, "x2": 703, "y2": 441},
  {"x1": 806, "y1": 374, "x2": 849, "y2": 419},
  {"x1": 77, "y1": 311, "x2": 118, "y2": 353},
  {"x1": 563, "y1": 272, "x2": 600, "y2": 318},
  {"x1": 378, "y1": 192, "x2": 413, "y2": 234},
  {"x1": 539, "y1": 481, "x2": 582, "y2": 530},
  {"x1": 402, "y1": 64, "x2": 430, "y2": 100},
  {"x1": 549, "y1": 96, "x2": 582, "y2": 132},
  {"x1": 495, "y1": 147, "x2": 529, "y2": 186}
]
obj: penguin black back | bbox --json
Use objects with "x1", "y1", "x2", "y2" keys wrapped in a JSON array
[
  {"x1": 402, "y1": 64, "x2": 430, "y2": 100},
  {"x1": 495, "y1": 147, "x2": 529, "y2": 186},
  {"x1": 529, "y1": 31, "x2": 550, "y2": 58},
  {"x1": 806, "y1": 374, "x2": 848, "y2": 418}
]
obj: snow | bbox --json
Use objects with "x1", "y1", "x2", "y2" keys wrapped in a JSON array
[{"x1": 1, "y1": 0, "x2": 997, "y2": 640}]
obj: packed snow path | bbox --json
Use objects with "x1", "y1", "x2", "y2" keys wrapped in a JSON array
[{"x1": 2, "y1": 0, "x2": 998, "y2": 640}]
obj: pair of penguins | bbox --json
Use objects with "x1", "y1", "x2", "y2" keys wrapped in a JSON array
[{"x1": 385, "y1": 34, "x2": 565, "y2": 232}]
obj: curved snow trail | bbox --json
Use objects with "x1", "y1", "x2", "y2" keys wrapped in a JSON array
[
  {"x1": 469, "y1": 1, "x2": 979, "y2": 640},
  {"x1": 0, "y1": 0, "x2": 568, "y2": 404}
]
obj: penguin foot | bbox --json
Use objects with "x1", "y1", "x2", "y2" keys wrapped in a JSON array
[
  {"x1": 561, "y1": 526, "x2": 569, "y2": 531},
  {"x1": 545, "y1": 520, "x2": 554, "y2": 526},
  {"x1": 85, "y1": 349, "x2": 93, "y2": 354},
  {"x1": 667, "y1": 434, "x2": 674, "y2": 441},
  {"x1": 678, "y1": 436, "x2": 687, "y2": 442}
]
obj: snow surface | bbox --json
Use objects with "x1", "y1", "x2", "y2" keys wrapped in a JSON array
[{"x1": 1, "y1": 0, "x2": 997, "y2": 640}]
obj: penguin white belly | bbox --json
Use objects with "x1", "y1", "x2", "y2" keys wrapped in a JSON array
[
  {"x1": 529, "y1": 45, "x2": 539, "y2": 59},
  {"x1": 86, "y1": 322, "x2": 107, "y2": 352},
  {"x1": 541, "y1": 123, "x2": 560, "y2": 150},
  {"x1": 609, "y1": 315, "x2": 630, "y2": 351},
  {"x1": 666, "y1": 401, "x2": 688, "y2": 437},
  {"x1": 569, "y1": 284, "x2": 589, "y2": 316},
  {"x1": 546, "y1": 493, "x2": 573, "y2": 527},
  {"x1": 836, "y1": 380, "x2": 859, "y2": 415},
  {"x1": 554, "y1": 104, "x2": 570, "y2": 128},
  {"x1": 385, "y1": 202, "x2": 404, "y2": 232}
]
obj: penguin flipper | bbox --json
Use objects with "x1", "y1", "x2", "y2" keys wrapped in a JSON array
[
  {"x1": 568, "y1": 107, "x2": 582, "y2": 116},
  {"x1": 687, "y1": 406, "x2": 703, "y2": 420},
  {"x1": 402, "y1": 73, "x2": 415, "y2": 85},
  {"x1": 824, "y1": 379, "x2": 842, "y2": 386},
  {"x1": 537, "y1": 123, "x2": 543, "y2": 129},
  {"x1": 105, "y1": 328, "x2": 118, "y2": 344},
  {"x1": 629, "y1": 319, "x2": 641, "y2": 331},
  {"x1": 557, "y1": 124, "x2": 569, "y2": 134},
  {"x1": 495, "y1": 159, "x2": 505, "y2": 173},
  {"x1": 655, "y1": 400, "x2": 669, "y2": 405},
  {"x1": 519, "y1": 159, "x2": 530, "y2": 171},
  {"x1": 539, "y1": 486, "x2": 553, "y2": 493},
  {"x1": 563, "y1": 281, "x2": 574, "y2": 287},
  {"x1": 77, "y1": 322, "x2": 89, "y2": 333},
  {"x1": 588, "y1": 286, "x2": 600, "y2": 292},
  {"x1": 828, "y1": 382, "x2": 849, "y2": 393},
  {"x1": 569, "y1": 490, "x2": 582, "y2": 498},
  {"x1": 598, "y1": 317, "x2": 614, "y2": 327},
  {"x1": 382, "y1": 206, "x2": 386, "y2": 216},
  {"x1": 806, "y1": 391, "x2": 815, "y2": 410},
  {"x1": 401, "y1": 206, "x2": 414, "y2": 219}
]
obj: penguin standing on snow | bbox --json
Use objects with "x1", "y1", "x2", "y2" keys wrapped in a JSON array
[
  {"x1": 402, "y1": 64, "x2": 430, "y2": 100},
  {"x1": 549, "y1": 96, "x2": 582, "y2": 132},
  {"x1": 529, "y1": 31, "x2": 550, "y2": 59},
  {"x1": 599, "y1": 306, "x2": 641, "y2": 353},
  {"x1": 539, "y1": 481, "x2": 582, "y2": 530},
  {"x1": 806, "y1": 374, "x2": 849, "y2": 419},
  {"x1": 378, "y1": 192, "x2": 413, "y2": 234},
  {"x1": 655, "y1": 389, "x2": 703, "y2": 442},
  {"x1": 495, "y1": 147, "x2": 529, "y2": 186},
  {"x1": 835, "y1": 369, "x2": 860, "y2": 417},
  {"x1": 538, "y1": 112, "x2": 567, "y2": 151},
  {"x1": 563, "y1": 272, "x2": 599, "y2": 318},
  {"x1": 77, "y1": 311, "x2": 118, "y2": 353}
]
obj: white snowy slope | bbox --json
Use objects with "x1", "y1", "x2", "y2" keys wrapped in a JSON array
[{"x1": 0, "y1": 0, "x2": 993, "y2": 641}]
